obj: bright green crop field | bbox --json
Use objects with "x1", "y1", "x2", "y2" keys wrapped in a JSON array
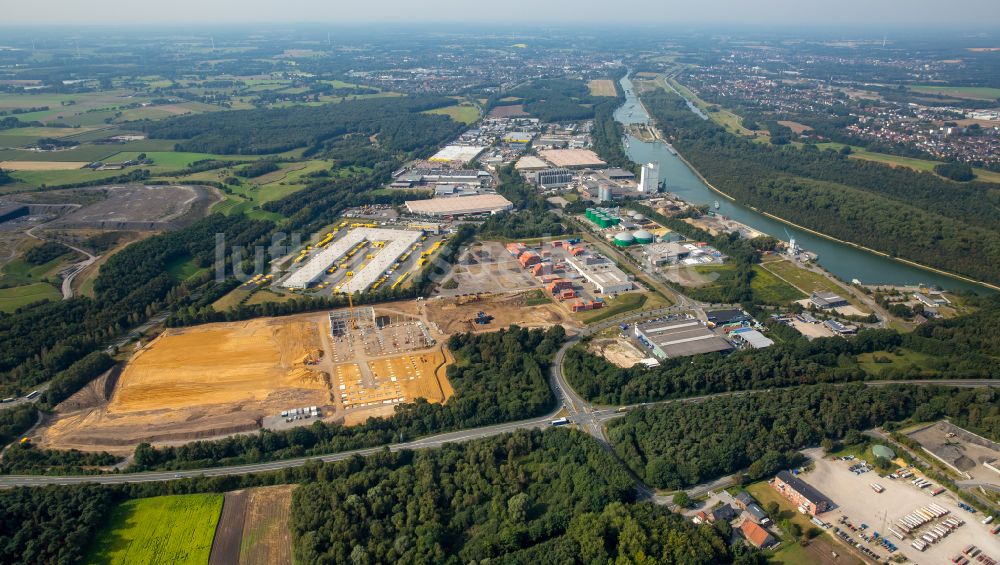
[{"x1": 84, "y1": 494, "x2": 223, "y2": 565}]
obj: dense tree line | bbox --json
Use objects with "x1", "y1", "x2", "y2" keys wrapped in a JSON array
[
  {"x1": 291, "y1": 428, "x2": 736, "y2": 564},
  {"x1": 39, "y1": 352, "x2": 115, "y2": 408},
  {"x1": 609, "y1": 384, "x2": 998, "y2": 489},
  {"x1": 23, "y1": 241, "x2": 74, "y2": 265},
  {"x1": 234, "y1": 158, "x2": 280, "y2": 178},
  {"x1": 479, "y1": 209, "x2": 566, "y2": 240},
  {"x1": 0, "y1": 429, "x2": 757, "y2": 565},
  {"x1": 934, "y1": 162, "x2": 976, "y2": 182},
  {"x1": 128, "y1": 326, "x2": 563, "y2": 471},
  {"x1": 0, "y1": 443, "x2": 119, "y2": 475},
  {"x1": 144, "y1": 96, "x2": 462, "y2": 155},
  {"x1": 567, "y1": 296, "x2": 1000, "y2": 405},
  {"x1": 0, "y1": 404, "x2": 36, "y2": 446},
  {"x1": 0, "y1": 485, "x2": 119, "y2": 565},
  {"x1": 640, "y1": 87, "x2": 1000, "y2": 284},
  {"x1": 0, "y1": 168, "x2": 11, "y2": 185}
]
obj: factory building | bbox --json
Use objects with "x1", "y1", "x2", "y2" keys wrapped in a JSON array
[
  {"x1": 639, "y1": 162, "x2": 660, "y2": 193},
  {"x1": 641, "y1": 241, "x2": 691, "y2": 266},
  {"x1": 810, "y1": 291, "x2": 849, "y2": 309},
  {"x1": 634, "y1": 318, "x2": 732, "y2": 359},
  {"x1": 565, "y1": 253, "x2": 633, "y2": 295},
  {"x1": 729, "y1": 328, "x2": 774, "y2": 349},
  {"x1": 404, "y1": 193, "x2": 514, "y2": 217},
  {"x1": 535, "y1": 168, "x2": 574, "y2": 189},
  {"x1": 281, "y1": 228, "x2": 422, "y2": 290}
]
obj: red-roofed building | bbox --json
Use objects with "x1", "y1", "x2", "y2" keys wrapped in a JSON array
[{"x1": 739, "y1": 520, "x2": 776, "y2": 549}]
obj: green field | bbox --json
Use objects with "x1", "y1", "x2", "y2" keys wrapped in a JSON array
[
  {"x1": 165, "y1": 255, "x2": 205, "y2": 282},
  {"x1": 575, "y1": 292, "x2": 650, "y2": 324},
  {"x1": 857, "y1": 348, "x2": 935, "y2": 376},
  {"x1": 687, "y1": 264, "x2": 804, "y2": 305},
  {"x1": 109, "y1": 151, "x2": 255, "y2": 168},
  {"x1": 750, "y1": 264, "x2": 807, "y2": 305},
  {"x1": 424, "y1": 104, "x2": 480, "y2": 124},
  {"x1": 0, "y1": 282, "x2": 61, "y2": 312},
  {"x1": 1, "y1": 252, "x2": 76, "y2": 286},
  {"x1": 909, "y1": 85, "x2": 1000, "y2": 101},
  {"x1": 761, "y1": 260, "x2": 850, "y2": 299},
  {"x1": 814, "y1": 143, "x2": 1000, "y2": 184},
  {"x1": 85, "y1": 494, "x2": 223, "y2": 565}
]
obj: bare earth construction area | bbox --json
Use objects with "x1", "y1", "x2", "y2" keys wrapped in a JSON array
[{"x1": 36, "y1": 307, "x2": 456, "y2": 454}]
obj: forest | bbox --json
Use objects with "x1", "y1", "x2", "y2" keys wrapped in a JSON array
[
  {"x1": 127, "y1": 326, "x2": 563, "y2": 471},
  {"x1": 0, "y1": 429, "x2": 763, "y2": 565},
  {"x1": 0, "y1": 485, "x2": 119, "y2": 565},
  {"x1": 144, "y1": 95, "x2": 463, "y2": 155},
  {"x1": 291, "y1": 428, "x2": 739, "y2": 564},
  {"x1": 501, "y1": 79, "x2": 598, "y2": 122},
  {"x1": 567, "y1": 295, "x2": 1000, "y2": 405},
  {"x1": 640, "y1": 87, "x2": 1000, "y2": 285},
  {"x1": 609, "y1": 384, "x2": 1000, "y2": 490}
]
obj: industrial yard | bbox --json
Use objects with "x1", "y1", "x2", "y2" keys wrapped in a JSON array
[
  {"x1": 276, "y1": 225, "x2": 447, "y2": 296},
  {"x1": 797, "y1": 448, "x2": 1000, "y2": 563}
]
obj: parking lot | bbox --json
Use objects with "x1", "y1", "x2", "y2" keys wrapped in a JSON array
[{"x1": 800, "y1": 448, "x2": 1000, "y2": 563}]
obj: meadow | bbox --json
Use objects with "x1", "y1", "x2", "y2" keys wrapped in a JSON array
[
  {"x1": 84, "y1": 494, "x2": 223, "y2": 565},
  {"x1": 0, "y1": 282, "x2": 60, "y2": 312},
  {"x1": 424, "y1": 103, "x2": 480, "y2": 124}
]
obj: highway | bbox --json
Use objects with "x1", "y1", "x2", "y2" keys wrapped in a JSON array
[{"x1": 2, "y1": 285, "x2": 995, "y2": 491}]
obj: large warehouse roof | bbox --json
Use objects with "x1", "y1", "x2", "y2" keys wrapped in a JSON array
[
  {"x1": 405, "y1": 193, "x2": 513, "y2": 217},
  {"x1": 428, "y1": 145, "x2": 486, "y2": 163},
  {"x1": 281, "y1": 228, "x2": 421, "y2": 290},
  {"x1": 636, "y1": 318, "x2": 732, "y2": 358},
  {"x1": 538, "y1": 149, "x2": 606, "y2": 168}
]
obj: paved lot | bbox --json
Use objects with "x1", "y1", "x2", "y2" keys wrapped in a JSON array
[{"x1": 800, "y1": 448, "x2": 1000, "y2": 563}]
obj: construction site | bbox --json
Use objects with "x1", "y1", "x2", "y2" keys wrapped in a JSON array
[{"x1": 34, "y1": 304, "x2": 457, "y2": 454}]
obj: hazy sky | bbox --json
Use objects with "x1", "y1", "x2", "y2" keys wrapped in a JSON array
[{"x1": 4, "y1": 0, "x2": 1000, "y2": 27}]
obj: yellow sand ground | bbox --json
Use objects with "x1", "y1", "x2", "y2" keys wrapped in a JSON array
[{"x1": 112, "y1": 317, "x2": 327, "y2": 413}]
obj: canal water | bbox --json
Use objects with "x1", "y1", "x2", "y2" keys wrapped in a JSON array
[{"x1": 614, "y1": 76, "x2": 989, "y2": 293}]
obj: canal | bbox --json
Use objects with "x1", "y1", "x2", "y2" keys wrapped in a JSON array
[{"x1": 614, "y1": 75, "x2": 990, "y2": 293}]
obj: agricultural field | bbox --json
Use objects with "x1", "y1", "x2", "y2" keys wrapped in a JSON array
[
  {"x1": 209, "y1": 486, "x2": 295, "y2": 565},
  {"x1": 424, "y1": 103, "x2": 480, "y2": 124},
  {"x1": 908, "y1": 85, "x2": 1000, "y2": 100},
  {"x1": 587, "y1": 79, "x2": 618, "y2": 97},
  {"x1": 85, "y1": 494, "x2": 223, "y2": 565}
]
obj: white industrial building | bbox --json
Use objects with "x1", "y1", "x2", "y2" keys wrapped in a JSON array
[
  {"x1": 428, "y1": 145, "x2": 486, "y2": 164},
  {"x1": 565, "y1": 254, "x2": 633, "y2": 294},
  {"x1": 281, "y1": 228, "x2": 422, "y2": 290},
  {"x1": 639, "y1": 162, "x2": 660, "y2": 193},
  {"x1": 404, "y1": 193, "x2": 514, "y2": 217}
]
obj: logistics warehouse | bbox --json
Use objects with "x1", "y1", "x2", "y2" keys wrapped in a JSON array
[
  {"x1": 281, "y1": 228, "x2": 422, "y2": 290},
  {"x1": 634, "y1": 317, "x2": 732, "y2": 359}
]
